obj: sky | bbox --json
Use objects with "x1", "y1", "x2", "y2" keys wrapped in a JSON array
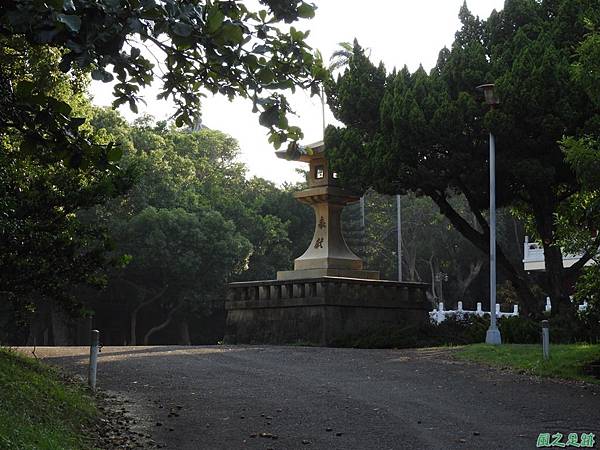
[{"x1": 90, "y1": 0, "x2": 505, "y2": 185}]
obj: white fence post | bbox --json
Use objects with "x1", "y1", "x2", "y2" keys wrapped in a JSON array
[{"x1": 476, "y1": 302, "x2": 483, "y2": 316}]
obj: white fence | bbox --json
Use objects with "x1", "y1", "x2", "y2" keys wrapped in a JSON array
[{"x1": 430, "y1": 298, "x2": 590, "y2": 324}]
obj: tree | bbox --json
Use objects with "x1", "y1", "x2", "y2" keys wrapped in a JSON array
[
  {"x1": 115, "y1": 206, "x2": 250, "y2": 345},
  {"x1": 1, "y1": 0, "x2": 327, "y2": 151},
  {"x1": 0, "y1": 39, "x2": 133, "y2": 317},
  {"x1": 560, "y1": 17, "x2": 600, "y2": 336},
  {"x1": 324, "y1": 1, "x2": 600, "y2": 316},
  {"x1": 345, "y1": 190, "x2": 495, "y2": 306},
  {"x1": 83, "y1": 111, "x2": 313, "y2": 343}
]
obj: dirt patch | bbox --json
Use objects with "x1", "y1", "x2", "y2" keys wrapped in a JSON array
[{"x1": 91, "y1": 390, "x2": 161, "y2": 449}]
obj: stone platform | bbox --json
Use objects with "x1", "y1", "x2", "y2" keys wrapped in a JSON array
[{"x1": 224, "y1": 276, "x2": 429, "y2": 346}]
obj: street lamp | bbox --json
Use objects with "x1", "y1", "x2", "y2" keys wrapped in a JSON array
[
  {"x1": 434, "y1": 271, "x2": 448, "y2": 304},
  {"x1": 476, "y1": 83, "x2": 502, "y2": 345},
  {"x1": 397, "y1": 194, "x2": 402, "y2": 282}
]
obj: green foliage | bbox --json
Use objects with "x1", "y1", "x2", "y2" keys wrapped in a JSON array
[
  {"x1": 334, "y1": 312, "x2": 599, "y2": 349},
  {"x1": 547, "y1": 292, "x2": 600, "y2": 344},
  {"x1": 233, "y1": 177, "x2": 313, "y2": 280},
  {"x1": 573, "y1": 24, "x2": 600, "y2": 107},
  {"x1": 560, "y1": 136, "x2": 600, "y2": 262},
  {"x1": 0, "y1": 37, "x2": 119, "y2": 172},
  {"x1": 0, "y1": 348, "x2": 97, "y2": 449},
  {"x1": 333, "y1": 315, "x2": 489, "y2": 349},
  {"x1": 0, "y1": 40, "x2": 134, "y2": 316},
  {"x1": 342, "y1": 190, "x2": 525, "y2": 306},
  {"x1": 1, "y1": 0, "x2": 324, "y2": 326},
  {"x1": 119, "y1": 206, "x2": 251, "y2": 300},
  {"x1": 498, "y1": 316, "x2": 540, "y2": 344},
  {"x1": 456, "y1": 343, "x2": 600, "y2": 383},
  {"x1": 0, "y1": 0, "x2": 326, "y2": 146},
  {"x1": 325, "y1": 0, "x2": 600, "y2": 315},
  {"x1": 561, "y1": 20, "x2": 600, "y2": 318},
  {"x1": 82, "y1": 113, "x2": 313, "y2": 343}
]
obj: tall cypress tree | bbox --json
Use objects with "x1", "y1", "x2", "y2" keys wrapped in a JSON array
[{"x1": 325, "y1": 0, "x2": 600, "y2": 316}]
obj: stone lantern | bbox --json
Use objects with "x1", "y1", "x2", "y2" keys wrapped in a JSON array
[
  {"x1": 276, "y1": 140, "x2": 379, "y2": 281},
  {"x1": 223, "y1": 140, "x2": 429, "y2": 346}
]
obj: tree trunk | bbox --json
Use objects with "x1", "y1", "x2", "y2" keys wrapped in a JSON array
[
  {"x1": 537, "y1": 212, "x2": 568, "y2": 316},
  {"x1": 403, "y1": 238, "x2": 420, "y2": 281},
  {"x1": 50, "y1": 304, "x2": 70, "y2": 345},
  {"x1": 143, "y1": 302, "x2": 183, "y2": 345},
  {"x1": 430, "y1": 191, "x2": 539, "y2": 316},
  {"x1": 130, "y1": 310, "x2": 138, "y2": 346},
  {"x1": 456, "y1": 259, "x2": 483, "y2": 299},
  {"x1": 179, "y1": 319, "x2": 191, "y2": 345},
  {"x1": 428, "y1": 255, "x2": 437, "y2": 300},
  {"x1": 127, "y1": 283, "x2": 168, "y2": 346}
]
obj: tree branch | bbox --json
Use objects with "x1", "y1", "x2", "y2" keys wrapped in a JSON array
[
  {"x1": 565, "y1": 235, "x2": 600, "y2": 280},
  {"x1": 142, "y1": 300, "x2": 185, "y2": 345}
]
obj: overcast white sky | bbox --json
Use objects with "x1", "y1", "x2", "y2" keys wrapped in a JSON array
[{"x1": 90, "y1": 0, "x2": 505, "y2": 185}]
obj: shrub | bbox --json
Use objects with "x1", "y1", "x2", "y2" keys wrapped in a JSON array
[
  {"x1": 498, "y1": 316, "x2": 540, "y2": 344},
  {"x1": 333, "y1": 310, "x2": 598, "y2": 349}
]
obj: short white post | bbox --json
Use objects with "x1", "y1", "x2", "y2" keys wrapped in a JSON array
[
  {"x1": 513, "y1": 304, "x2": 519, "y2": 315},
  {"x1": 541, "y1": 320, "x2": 550, "y2": 360},
  {"x1": 436, "y1": 302, "x2": 445, "y2": 323},
  {"x1": 88, "y1": 329, "x2": 100, "y2": 391},
  {"x1": 457, "y1": 301, "x2": 463, "y2": 311},
  {"x1": 495, "y1": 303, "x2": 500, "y2": 316},
  {"x1": 476, "y1": 302, "x2": 483, "y2": 316}
]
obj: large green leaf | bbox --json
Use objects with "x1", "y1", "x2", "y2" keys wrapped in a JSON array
[
  {"x1": 221, "y1": 24, "x2": 243, "y2": 44},
  {"x1": 172, "y1": 22, "x2": 193, "y2": 37},
  {"x1": 207, "y1": 8, "x2": 225, "y2": 34},
  {"x1": 297, "y1": 3, "x2": 315, "y2": 19}
]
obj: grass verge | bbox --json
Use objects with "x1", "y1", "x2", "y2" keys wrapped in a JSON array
[
  {"x1": 455, "y1": 343, "x2": 600, "y2": 384},
  {"x1": 0, "y1": 348, "x2": 98, "y2": 450}
]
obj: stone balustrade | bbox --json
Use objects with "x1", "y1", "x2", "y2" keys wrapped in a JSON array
[
  {"x1": 226, "y1": 276, "x2": 425, "y2": 308},
  {"x1": 224, "y1": 276, "x2": 429, "y2": 345}
]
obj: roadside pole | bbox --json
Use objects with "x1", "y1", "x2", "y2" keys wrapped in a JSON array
[
  {"x1": 542, "y1": 320, "x2": 550, "y2": 360},
  {"x1": 88, "y1": 329, "x2": 100, "y2": 391}
]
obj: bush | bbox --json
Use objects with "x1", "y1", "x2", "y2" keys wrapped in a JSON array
[
  {"x1": 333, "y1": 315, "x2": 489, "y2": 349},
  {"x1": 546, "y1": 308, "x2": 600, "y2": 344},
  {"x1": 332, "y1": 311, "x2": 598, "y2": 349},
  {"x1": 498, "y1": 316, "x2": 540, "y2": 344}
]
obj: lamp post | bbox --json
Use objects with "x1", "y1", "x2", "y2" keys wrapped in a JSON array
[
  {"x1": 397, "y1": 194, "x2": 402, "y2": 282},
  {"x1": 477, "y1": 83, "x2": 502, "y2": 345},
  {"x1": 434, "y1": 271, "x2": 448, "y2": 304}
]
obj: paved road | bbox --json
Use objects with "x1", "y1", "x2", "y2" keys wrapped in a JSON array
[{"x1": 21, "y1": 346, "x2": 600, "y2": 450}]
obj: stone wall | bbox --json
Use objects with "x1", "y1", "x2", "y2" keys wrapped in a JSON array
[{"x1": 224, "y1": 276, "x2": 429, "y2": 346}]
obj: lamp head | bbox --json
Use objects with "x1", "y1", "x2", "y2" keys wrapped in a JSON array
[{"x1": 476, "y1": 83, "x2": 499, "y2": 106}]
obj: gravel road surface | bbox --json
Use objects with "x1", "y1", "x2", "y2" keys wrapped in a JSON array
[{"x1": 19, "y1": 346, "x2": 600, "y2": 450}]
